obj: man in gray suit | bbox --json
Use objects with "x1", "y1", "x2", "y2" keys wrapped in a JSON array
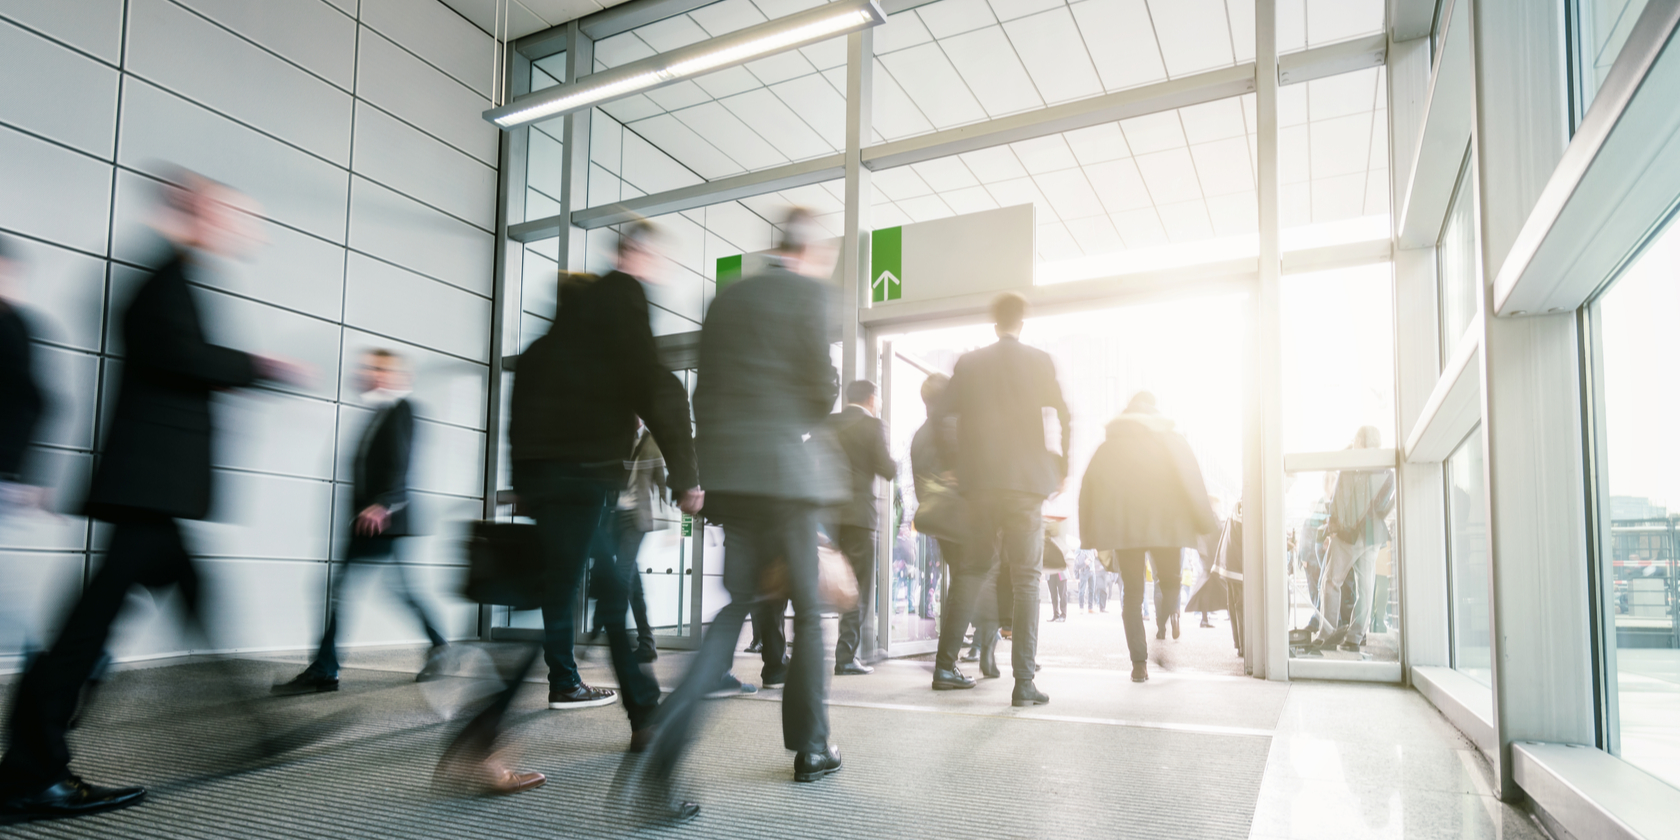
[
  {"x1": 649, "y1": 208, "x2": 842, "y2": 818},
  {"x1": 942, "y1": 292, "x2": 1069, "y2": 707}
]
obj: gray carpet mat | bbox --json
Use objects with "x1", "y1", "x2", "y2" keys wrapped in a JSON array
[{"x1": 0, "y1": 654, "x2": 1271, "y2": 839}]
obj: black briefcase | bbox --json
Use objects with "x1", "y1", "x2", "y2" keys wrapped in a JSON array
[{"x1": 463, "y1": 521, "x2": 545, "y2": 610}]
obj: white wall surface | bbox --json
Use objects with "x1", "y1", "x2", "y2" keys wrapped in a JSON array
[{"x1": 0, "y1": 0, "x2": 499, "y2": 667}]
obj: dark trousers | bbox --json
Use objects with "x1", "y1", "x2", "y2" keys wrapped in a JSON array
[
  {"x1": 589, "y1": 522, "x2": 655, "y2": 650},
  {"x1": 652, "y1": 494, "x2": 829, "y2": 778},
  {"x1": 1228, "y1": 579, "x2": 1246, "y2": 655},
  {"x1": 0, "y1": 516, "x2": 200, "y2": 794},
  {"x1": 310, "y1": 535, "x2": 446, "y2": 676},
  {"x1": 519, "y1": 461, "x2": 659, "y2": 729},
  {"x1": 833, "y1": 525, "x2": 876, "y2": 665},
  {"x1": 1112, "y1": 548, "x2": 1181, "y2": 663},
  {"x1": 752, "y1": 596, "x2": 789, "y2": 680},
  {"x1": 968, "y1": 490, "x2": 1045, "y2": 681},
  {"x1": 1047, "y1": 574, "x2": 1067, "y2": 619},
  {"x1": 934, "y1": 537, "x2": 982, "y2": 671}
]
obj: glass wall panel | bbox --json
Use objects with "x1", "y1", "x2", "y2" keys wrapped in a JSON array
[
  {"x1": 1592, "y1": 220, "x2": 1680, "y2": 789},
  {"x1": 1277, "y1": 0, "x2": 1384, "y2": 55},
  {"x1": 1447, "y1": 426, "x2": 1491, "y2": 686},
  {"x1": 1285, "y1": 469, "x2": 1400, "y2": 662},
  {"x1": 1575, "y1": 0, "x2": 1652, "y2": 120},
  {"x1": 1436, "y1": 154, "x2": 1478, "y2": 365},
  {"x1": 1280, "y1": 263, "x2": 1396, "y2": 454},
  {"x1": 1277, "y1": 66, "x2": 1391, "y2": 249}
]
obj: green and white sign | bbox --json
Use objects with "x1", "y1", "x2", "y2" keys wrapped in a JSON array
[
  {"x1": 870, "y1": 226, "x2": 902, "y2": 302},
  {"x1": 715, "y1": 254, "x2": 743, "y2": 293}
]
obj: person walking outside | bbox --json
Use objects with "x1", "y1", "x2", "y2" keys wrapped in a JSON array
[
  {"x1": 1078, "y1": 391, "x2": 1218, "y2": 683},
  {"x1": 1311, "y1": 426, "x2": 1395, "y2": 653}
]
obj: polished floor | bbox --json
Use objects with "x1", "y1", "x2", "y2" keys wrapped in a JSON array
[{"x1": 0, "y1": 638, "x2": 1550, "y2": 840}]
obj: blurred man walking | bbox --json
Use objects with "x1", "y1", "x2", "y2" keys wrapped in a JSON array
[{"x1": 830, "y1": 378, "x2": 895, "y2": 676}]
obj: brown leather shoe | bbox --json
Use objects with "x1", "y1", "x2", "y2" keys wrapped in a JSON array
[
  {"x1": 435, "y1": 751, "x2": 545, "y2": 796},
  {"x1": 483, "y1": 765, "x2": 545, "y2": 795}
]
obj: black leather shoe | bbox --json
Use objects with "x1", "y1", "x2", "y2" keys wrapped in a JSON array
[
  {"x1": 416, "y1": 644, "x2": 449, "y2": 682},
  {"x1": 794, "y1": 745, "x2": 842, "y2": 782},
  {"x1": 980, "y1": 657, "x2": 1000, "y2": 679},
  {"x1": 1, "y1": 777, "x2": 145, "y2": 821},
  {"x1": 960, "y1": 647, "x2": 979, "y2": 662},
  {"x1": 761, "y1": 668, "x2": 787, "y2": 689},
  {"x1": 931, "y1": 668, "x2": 976, "y2": 690},
  {"x1": 636, "y1": 643, "x2": 658, "y2": 663},
  {"x1": 271, "y1": 671, "x2": 339, "y2": 695},
  {"x1": 1131, "y1": 662, "x2": 1149, "y2": 683},
  {"x1": 834, "y1": 661, "x2": 873, "y2": 676},
  {"x1": 745, "y1": 640, "x2": 763, "y2": 653},
  {"x1": 1011, "y1": 680, "x2": 1049, "y2": 707}
]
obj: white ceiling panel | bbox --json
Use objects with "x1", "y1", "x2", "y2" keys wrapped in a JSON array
[
  {"x1": 1011, "y1": 135, "x2": 1079, "y2": 174},
  {"x1": 1205, "y1": 190, "x2": 1257, "y2": 235},
  {"x1": 1310, "y1": 171, "x2": 1366, "y2": 222},
  {"x1": 1280, "y1": 181, "x2": 1311, "y2": 226},
  {"x1": 988, "y1": 0, "x2": 1064, "y2": 23},
  {"x1": 1064, "y1": 122, "x2": 1131, "y2": 165},
  {"x1": 645, "y1": 80, "x2": 714, "y2": 112},
  {"x1": 874, "y1": 11, "x2": 935, "y2": 54},
  {"x1": 1190, "y1": 136, "x2": 1255, "y2": 196},
  {"x1": 776, "y1": 182, "x2": 847, "y2": 215},
  {"x1": 912, "y1": 156, "x2": 981, "y2": 191},
  {"x1": 916, "y1": 0, "x2": 1000, "y2": 39},
  {"x1": 634, "y1": 14, "x2": 711, "y2": 52},
  {"x1": 1227, "y1": 0, "x2": 1256, "y2": 62},
  {"x1": 1147, "y1": 0, "x2": 1235, "y2": 77},
  {"x1": 1134, "y1": 148, "x2": 1204, "y2": 204},
  {"x1": 801, "y1": 37, "x2": 849, "y2": 71},
  {"x1": 1305, "y1": 0, "x2": 1383, "y2": 47},
  {"x1": 744, "y1": 50, "x2": 819, "y2": 86},
  {"x1": 940, "y1": 26, "x2": 1044, "y2": 116},
  {"x1": 693, "y1": 66, "x2": 764, "y2": 100},
  {"x1": 673, "y1": 101, "x2": 788, "y2": 170},
  {"x1": 872, "y1": 202, "x2": 913, "y2": 228},
  {"x1": 772, "y1": 74, "x2": 848, "y2": 148},
  {"x1": 522, "y1": 0, "x2": 620, "y2": 26},
  {"x1": 1037, "y1": 221, "x2": 1083, "y2": 260},
  {"x1": 1276, "y1": 0, "x2": 1307, "y2": 53},
  {"x1": 751, "y1": 0, "x2": 826, "y2": 18},
  {"x1": 940, "y1": 184, "x2": 1002, "y2": 214},
  {"x1": 872, "y1": 165, "x2": 935, "y2": 201},
  {"x1": 1307, "y1": 67, "x2": 1378, "y2": 121},
  {"x1": 599, "y1": 94, "x2": 663, "y2": 124},
  {"x1": 1157, "y1": 199, "x2": 1214, "y2": 242},
  {"x1": 960, "y1": 145, "x2": 1029, "y2": 182},
  {"x1": 1241, "y1": 92, "x2": 1258, "y2": 132},
  {"x1": 594, "y1": 32, "x2": 657, "y2": 68},
  {"x1": 627, "y1": 113, "x2": 741, "y2": 180},
  {"x1": 1308, "y1": 112, "x2": 1372, "y2": 179},
  {"x1": 690, "y1": 0, "x2": 768, "y2": 36},
  {"x1": 621, "y1": 130, "x2": 707, "y2": 194},
  {"x1": 813, "y1": 211, "x2": 846, "y2": 236},
  {"x1": 1178, "y1": 98, "x2": 1247, "y2": 144},
  {"x1": 869, "y1": 65, "x2": 936, "y2": 139},
  {"x1": 1278, "y1": 82, "x2": 1308, "y2": 127},
  {"x1": 1034, "y1": 168, "x2": 1107, "y2": 219},
  {"x1": 899, "y1": 193, "x2": 957, "y2": 221},
  {"x1": 1278, "y1": 123, "x2": 1310, "y2": 184},
  {"x1": 1118, "y1": 111, "x2": 1187, "y2": 155},
  {"x1": 1004, "y1": 8, "x2": 1104, "y2": 103},
  {"x1": 987, "y1": 176, "x2": 1054, "y2": 218},
  {"x1": 439, "y1": 0, "x2": 552, "y2": 40},
  {"x1": 879, "y1": 44, "x2": 988, "y2": 128},
  {"x1": 721, "y1": 88, "x2": 834, "y2": 161},
  {"x1": 1368, "y1": 107, "x2": 1388, "y2": 169},
  {"x1": 1110, "y1": 207, "x2": 1169, "y2": 247},
  {"x1": 1363, "y1": 168, "x2": 1388, "y2": 216},
  {"x1": 1064, "y1": 214, "x2": 1126, "y2": 254},
  {"x1": 1085, "y1": 157, "x2": 1152, "y2": 213},
  {"x1": 1069, "y1": 0, "x2": 1167, "y2": 92},
  {"x1": 590, "y1": 114, "x2": 622, "y2": 171},
  {"x1": 705, "y1": 200, "x2": 776, "y2": 252}
]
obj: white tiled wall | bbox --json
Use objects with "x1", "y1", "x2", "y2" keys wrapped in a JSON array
[{"x1": 0, "y1": 0, "x2": 498, "y2": 664}]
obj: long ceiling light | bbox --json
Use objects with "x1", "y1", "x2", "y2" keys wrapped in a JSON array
[{"x1": 484, "y1": 0, "x2": 886, "y2": 129}]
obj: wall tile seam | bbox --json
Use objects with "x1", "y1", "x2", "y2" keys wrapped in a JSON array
[
  {"x1": 349, "y1": 97, "x2": 500, "y2": 181},
  {"x1": 191, "y1": 555, "x2": 472, "y2": 567},
  {"x1": 156, "y1": 0, "x2": 362, "y2": 98},
  {"x1": 355, "y1": 24, "x2": 496, "y2": 112},
  {"x1": 0, "y1": 226, "x2": 113, "y2": 264},
  {"x1": 325, "y1": 480, "x2": 492, "y2": 500},
  {"x1": 344, "y1": 167, "x2": 499, "y2": 236},
  {"x1": 0, "y1": 14, "x2": 124, "y2": 72},
  {"x1": 0, "y1": 117, "x2": 120, "y2": 169}
]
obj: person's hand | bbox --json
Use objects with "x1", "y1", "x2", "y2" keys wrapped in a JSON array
[
  {"x1": 355, "y1": 504, "x2": 391, "y2": 536},
  {"x1": 254, "y1": 354, "x2": 313, "y2": 387},
  {"x1": 678, "y1": 488, "x2": 704, "y2": 515}
]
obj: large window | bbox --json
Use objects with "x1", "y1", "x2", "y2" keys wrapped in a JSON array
[
  {"x1": 1446, "y1": 426, "x2": 1491, "y2": 686},
  {"x1": 1436, "y1": 151, "x2": 1478, "y2": 366},
  {"x1": 1280, "y1": 263, "x2": 1396, "y2": 454},
  {"x1": 1573, "y1": 0, "x2": 1653, "y2": 124},
  {"x1": 1589, "y1": 218, "x2": 1680, "y2": 789}
]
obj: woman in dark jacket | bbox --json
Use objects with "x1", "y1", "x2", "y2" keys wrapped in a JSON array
[{"x1": 1079, "y1": 392, "x2": 1218, "y2": 682}]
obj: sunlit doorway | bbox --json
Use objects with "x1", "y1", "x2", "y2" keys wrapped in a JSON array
[{"x1": 871, "y1": 293, "x2": 1250, "y2": 674}]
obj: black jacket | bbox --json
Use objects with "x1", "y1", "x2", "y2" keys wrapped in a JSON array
[
  {"x1": 945, "y1": 336, "x2": 1070, "y2": 498},
  {"x1": 1079, "y1": 410, "x2": 1218, "y2": 551},
  {"x1": 85, "y1": 252, "x2": 258, "y2": 521},
  {"x1": 693, "y1": 263, "x2": 838, "y2": 502},
  {"x1": 352, "y1": 398, "x2": 414, "y2": 536},
  {"x1": 508, "y1": 271, "x2": 697, "y2": 493},
  {"x1": 829, "y1": 404, "x2": 896, "y2": 529},
  {"x1": 0, "y1": 303, "x2": 44, "y2": 480}
]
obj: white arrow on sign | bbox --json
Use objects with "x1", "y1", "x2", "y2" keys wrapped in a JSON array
[{"x1": 872, "y1": 270, "x2": 900, "y2": 290}]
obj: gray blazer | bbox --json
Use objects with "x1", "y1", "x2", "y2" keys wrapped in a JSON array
[{"x1": 694, "y1": 262, "x2": 840, "y2": 502}]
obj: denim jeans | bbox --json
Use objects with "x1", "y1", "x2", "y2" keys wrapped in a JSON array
[{"x1": 967, "y1": 490, "x2": 1045, "y2": 681}]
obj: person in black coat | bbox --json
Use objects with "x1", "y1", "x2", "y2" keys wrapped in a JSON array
[
  {"x1": 0, "y1": 234, "x2": 45, "y2": 499},
  {"x1": 829, "y1": 379, "x2": 896, "y2": 675},
  {"x1": 273, "y1": 349, "x2": 447, "y2": 693},
  {"x1": 940, "y1": 292, "x2": 1069, "y2": 707},
  {"x1": 0, "y1": 173, "x2": 303, "y2": 821}
]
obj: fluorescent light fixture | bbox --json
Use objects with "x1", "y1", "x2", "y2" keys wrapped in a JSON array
[{"x1": 485, "y1": 0, "x2": 886, "y2": 129}]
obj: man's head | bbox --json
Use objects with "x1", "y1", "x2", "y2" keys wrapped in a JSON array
[
  {"x1": 1125, "y1": 390, "x2": 1157, "y2": 414},
  {"x1": 845, "y1": 379, "x2": 878, "y2": 413},
  {"x1": 616, "y1": 218, "x2": 669, "y2": 284},
  {"x1": 991, "y1": 292, "x2": 1027, "y2": 338},
  {"x1": 150, "y1": 168, "x2": 266, "y2": 259},
  {"x1": 775, "y1": 207, "x2": 836, "y2": 279},
  {"x1": 359, "y1": 348, "x2": 409, "y2": 394},
  {"x1": 920, "y1": 372, "x2": 949, "y2": 412}
]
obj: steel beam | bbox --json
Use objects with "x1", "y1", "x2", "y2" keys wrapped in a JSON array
[
  {"x1": 1278, "y1": 33, "x2": 1387, "y2": 85},
  {"x1": 558, "y1": 155, "x2": 845, "y2": 232}
]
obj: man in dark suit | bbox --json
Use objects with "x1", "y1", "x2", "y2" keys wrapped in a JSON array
[
  {"x1": 942, "y1": 292, "x2": 1069, "y2": 708},
  {"x1": 0, "y1": 173, "x2": 303, "y2": 821},
  {"x1": 649, "y1": 208, "x2": 842, "y2": 818},
  {"x1": 830, "y1": 379, "x2": 895, "y2": 675},
  {"x1": 273, "y1": 349, "x2": 448, "y2": 694},
  {"x1": 0, "y1": 233, "x2": 47, "y2": 514}
]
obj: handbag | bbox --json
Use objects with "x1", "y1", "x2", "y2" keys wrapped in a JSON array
[
  {"x1": 912, "y1": 478, "x2": 969, "y2": 543},
  {"x1": 463, "y1": 520, "x2": 546, "y2": 610},
  {"x1": 760, "y1": 538, "x2": 859, "y2": 611}
]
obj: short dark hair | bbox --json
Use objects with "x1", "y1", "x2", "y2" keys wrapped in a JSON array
[
  {"x1": 845, "y1": 379, "x2": 876, "y2": 405},
  {"x1": 617, "y1": 218, "x2": 660, "y2": 257},
  {"x1": 991, "y1": 292, "x2": 1027, "y2": 332},
  {"x1": 919, "y1": 373, "x2": 949, "y2": 409},
  {"x1": 776, "y1": 207, "x2": 821, "y2": 254},
  {"x1": 364, "y1": 347, "x2": 405, "y2": 368}
]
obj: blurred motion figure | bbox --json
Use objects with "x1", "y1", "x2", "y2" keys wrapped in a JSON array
[{"x1": 829, "y1": 378, "x2": 895, "y2": 676}]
